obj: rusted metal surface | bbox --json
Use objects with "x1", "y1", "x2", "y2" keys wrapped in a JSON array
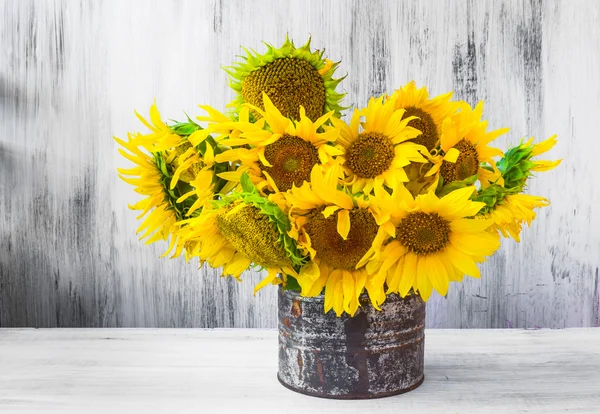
[{"x1": 278, "y1": 288, "x2": 426, "y2": 399}]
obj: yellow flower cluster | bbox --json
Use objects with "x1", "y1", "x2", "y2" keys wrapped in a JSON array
[{"x1": 116, "y1": 38, "x2": 561, "y2": 317}]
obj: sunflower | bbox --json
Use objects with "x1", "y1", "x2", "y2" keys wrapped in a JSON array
[
  {"x1": 476, "y1": 134, "x2": 562, "y2": 241},
  {"x1": 478, "y1": 194, "x2": 549, "y2": 242},
  {"x1": 331, "y1": 94, "x2": 427, "y2": 195},
  {"x1": 178, "y1": 173, "x2": 304, "y2": 290},
  {"x1": 366, "y1": 183, "x2": 500, "y2": 302},
  {"x1": 391, "y1": 81, "x2": 459, "y2": 152},
  {"x1": 427, "y1": 101, "x2": 508, "y2": 187},
  {"x1": 225, "y1": 36, "x2": 346, "y2": 121},
  {"x1": 283, "y1": 165, "x2": 389, "y2": 316},
  {"x1": 214, "y1": 93, "x2": 342, "y2": 194},
  {"x1": 115, "y1": 133, "x2": 181, "y2": 255}
]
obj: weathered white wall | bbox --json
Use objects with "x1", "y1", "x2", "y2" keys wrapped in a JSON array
[{"x1": 0, "y1": 0, "x2": 598, "y2": 328}]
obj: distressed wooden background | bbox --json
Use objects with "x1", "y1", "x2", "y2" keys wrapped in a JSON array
[{"x1": 0, "y1": 0, "x2": 598, "y2": 328}]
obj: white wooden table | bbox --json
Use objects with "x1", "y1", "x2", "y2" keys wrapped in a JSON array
[{"x1": 0, "y1": 329, "x2": 599, "y2": 413}]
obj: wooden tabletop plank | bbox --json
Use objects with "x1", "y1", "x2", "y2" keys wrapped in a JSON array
[{"x1": 1, "y1": 329, "x2": 599, "y2": 413}]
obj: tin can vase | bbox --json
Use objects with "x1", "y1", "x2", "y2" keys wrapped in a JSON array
[{"x1": 277, "y1": 288, "x2": 426, "y2": 399}]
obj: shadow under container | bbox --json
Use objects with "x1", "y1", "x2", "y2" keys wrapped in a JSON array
[{"x1": 277, "y1": 288, "x2": 426, "y2": 399}]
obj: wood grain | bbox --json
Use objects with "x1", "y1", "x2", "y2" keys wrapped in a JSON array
[
  {"x1": 0, "y1": 328, "x2": 599, "y2": 413},
  {"x1": 1, "y1": 0, "x2": 598, "y2": 328}
]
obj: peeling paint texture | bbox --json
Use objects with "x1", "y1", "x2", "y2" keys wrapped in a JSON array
[
  {"x1": 1, "y1": 0, "x2": 599, "y2": 328},
  {"x1": 278, "y1": 289, "x2": 425, "y2": 399}
]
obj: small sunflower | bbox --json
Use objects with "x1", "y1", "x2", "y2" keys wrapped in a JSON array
[
  {"x1": 225, "y1": 36, "x2": 346, "y2": 121},
  {"x1": 475, "y1": 134, "x2": 562, "y2": 242},
  {"x1": 367, "y1": 183, "x2": 500, "y2": 302},
  {"x1": 178, "y1": 173, "x2": 305, "y2": 290},
  {"x1": 478, "y1": 194, "x2": 549, "y2": 242},
  {"x1": 391, "y1": 81, "x2": 459, "y2": 152},
  {"x1": 284, "y1": 165, "x2": 389, "y2": 316},
  {"x1": 428, "y1": 101, "x2": 508, "y2": 187},
  {"x1": 117, "y1": 103, "x2": 241, "y2": 256},
  {"x1": 215, "y1": 93, "x2": 342, "y2": 193},
  {"x1": 115, "y1": 133, "x2": 181, "y2": 255},
  {"x1": 332, "y1": 94, "x2": 427, "y2": 195}
]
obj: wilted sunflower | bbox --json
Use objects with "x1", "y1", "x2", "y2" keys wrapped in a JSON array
[
  {"x1": 225, "y1": 36, "x2": 346, "y2": 121},
  {"x1": 284, "y1": 165, "x2": 389, "y2": 316},
  {"x1": 178, "y1": 173, "x2": 304, "y2": 290},
  {"x1": 214, "y1": 93, "x2": 341, "y2": 193},
  {"x1": 332, "y1": 94, "x2": 427, "y2": 195},
  {"x1": 366, "y1": 183, "x2": 500, "y2": 303},
  {"x1": 428, "y1": 102, "x2": 508, "y2": 187}
]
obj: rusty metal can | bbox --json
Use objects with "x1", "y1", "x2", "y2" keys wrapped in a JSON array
[{"x1": 277, "y1": 288, "x2": 425, "y2": 399}]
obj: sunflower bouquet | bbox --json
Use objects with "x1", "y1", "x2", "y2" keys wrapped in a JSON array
[{"x1": 116, "y1": 38, "x2": 561, "y2": 317}]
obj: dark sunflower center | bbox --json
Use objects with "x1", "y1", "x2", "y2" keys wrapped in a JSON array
[
  {"x1": 242, "y1": 57, "x2": 326, "y2": 121},
  {"x1": 345, "y1": 132, "x2": 395, "y2": 179},
  {"x1": 401, "y1": 106, "x2": 439, "y2": 151},
  {"x1": 304, "y1": 208, "x2": 379, "y2": 270},
  {"x1": 215, "y1": 204, "x2": 291, "y2": 269},
  {"x1": 168, "y1": 142, "x2": 203, "y2": 181},
  {"x1": 397, "y1": 212, "x2": 451, "y2": 255},
  {"x1": 440, "y1": 139, "x2": 480, "y2": 183},
  {"x1": 263, "y1": 134, "x2": 319, "y2": 191}
]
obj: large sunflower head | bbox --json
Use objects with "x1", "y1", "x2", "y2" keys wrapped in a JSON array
[
  {"x1": 367, "y1": 183, "x2": 500, "y2": 302},
  {"x1": 214, "y1": 93, "x2": 342, "y2": 193},
  {"x1": 332, "y1": 94, "x2": 428, "y2": 195},
  {"x1": 428, "y1": 101, "x2": 508, "y2": 188},
  {"x1": 282, "y1": 165, "x2": 391, "y2": 316},
  {"x1": 391, "y1": 81, "x2": 459, "y2": 153},
  {"x1": 225, "y1": 36, "x2": 346, "y2": 121},
  {"x1": 179, "y1": 172, "x2": 305, "y2": 289}
]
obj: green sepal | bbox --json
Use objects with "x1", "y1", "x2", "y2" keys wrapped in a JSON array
[
  {"x1": 497, "y1": 141, "x2": 536, "y2": 191},
  {"x1": 168, "y1": 114, "x2": 201, "y2": 136},
  {"x1": 472, "y1": 184, "x2": 517, "y2": 214}
]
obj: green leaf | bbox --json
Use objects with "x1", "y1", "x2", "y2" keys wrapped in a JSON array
[
  {"x1": 282, "y1": 275, "x2": 302, "y2": 292},
  {"x1": 240, "y1": 171, "x2": 257, "y2": 194}
]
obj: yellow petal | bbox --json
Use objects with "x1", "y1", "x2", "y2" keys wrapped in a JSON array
[
  {"x1": 254, "y1": 269, "x2": 280, "y2": 295},
  {"x1": 443, "y1": 147, "x2": 460, "y2": 163},
  {"x1": 399, "y1": 253, "x2": 418, "y2": 297},
  {"x1": 322, "y1": 205, "x2": 341, "y2": 218},
  {"x1": 450, "y1": 218, "x2": 494, "y2": 233},
  {"x1": 416, "y1": 256, "x2": 434, "y2": 301},
  {"x1": 531, "y1": 134, "x2": 558, "y2": 156},
  {"x1": 444, "y1": 245, "x2": 481, "y2": 278},
  {"x1": 336, "y1": 209, "x2": 351, "y2": 240}
]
